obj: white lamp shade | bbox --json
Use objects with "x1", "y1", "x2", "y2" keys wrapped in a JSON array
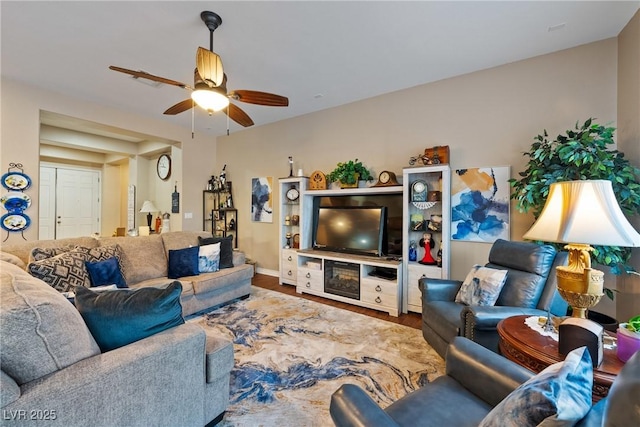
[
  {"x1": 523, "y1": 180, "x2": 640, "y2": 247},
  {"x1": 139, "y1": 200, "x2": 159, "y2": 213},
  {"x1": 191, "y1": 88, "x2": 229, "y2": 112}
]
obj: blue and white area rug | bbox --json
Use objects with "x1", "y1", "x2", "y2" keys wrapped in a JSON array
[{"x1": 196, "y1": 286, "x2": 445, "y2": 426}]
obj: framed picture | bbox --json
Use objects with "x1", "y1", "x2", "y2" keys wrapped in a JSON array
[
  {"x1": 251, "y1": 177, "x2": 273, "y2": 223},
  {"x1": 451, "y1": 166, "x2": 510, "y2": 243}
]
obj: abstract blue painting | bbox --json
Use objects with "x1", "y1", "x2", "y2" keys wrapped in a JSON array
[{"x1": 451, "y1": 166, "x2": 510, "y2": 242}]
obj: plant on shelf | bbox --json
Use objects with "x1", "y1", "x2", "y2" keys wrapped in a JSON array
[
  {"x1": 326, "y1": 159, "x2": 373, "y2": 187},
  {"x1": 509, "y1": 118, "x2": 640, "y2": 298}
]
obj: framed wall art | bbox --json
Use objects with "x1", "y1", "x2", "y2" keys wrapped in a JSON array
[
  {"x1": 251, "y1": 177, "x2": 273, "y2": 223},
  {"x1": 451, "y1": 166, "x2": 510, "y2": 243}
]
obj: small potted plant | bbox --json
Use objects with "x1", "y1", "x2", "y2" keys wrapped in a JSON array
[
  {"x1": 327, "y1": 159, "x2": 373, "y2": 188},
  {"x1": 617, "y1": 315, "x2": 640, "y2": 362}
]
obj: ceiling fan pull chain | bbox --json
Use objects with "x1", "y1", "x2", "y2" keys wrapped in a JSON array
[
  {"x1": 226, "y1": 110, "x2": 230, "y2": 136},
  {"x1": 191, "y1": 102, "x2": 195, "y2": 139}
]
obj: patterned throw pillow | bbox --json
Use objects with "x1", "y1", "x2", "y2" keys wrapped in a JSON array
[
  {"x1": 479, "y1": 346, "x2": 593, "y2": 427},
  {"x1": 75, "y1": 245, "x2": 127, "y2": 277},
  {"x1": 28, "y1": 250, "x2": 92, "y2": 292},
  {"x1": 198, "y1": 235, "x2": 234, "y2": 269},
  {"x1": 455, "y1": 264, "x2": 508, "y2": 306},
  {"x1": 198, "y1": 243, "x2": 221, "y2": 273},
  {"x1": 29, "y1": 244, "x2": 77, "y2": 263}
]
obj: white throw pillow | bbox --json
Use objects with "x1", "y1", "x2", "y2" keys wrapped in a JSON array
[
  {"x1": 455, "y1": 264, "x2": 508, "y2": 306},
  {"x1": 198, "y1": 242, "x2": 221, "y2": 273}
]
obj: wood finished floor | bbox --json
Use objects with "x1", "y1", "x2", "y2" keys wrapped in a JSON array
[{"x1": 251, "y1": 273, "x2": 422, "y2": 330}]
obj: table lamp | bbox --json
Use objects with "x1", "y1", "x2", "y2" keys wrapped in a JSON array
[
  {"x1": 523, "y1": 180, "x2": 640, "y2": 318},
  {"x1": 140, "y1": 200, "x2": 159, "y2": 233}
]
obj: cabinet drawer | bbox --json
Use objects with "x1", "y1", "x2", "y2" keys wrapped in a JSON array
[
  {"x1": 361, "y1": 288, "x2": 397, "y2": 307},
  {"x1": 282, "y1": 250, "x2": 298, "y2": 263},
  {"x1": 281, "y1": 266, "x2": 297, "y2": 281},
  {"x1": 361, "y1": 278, "x2": 397, "y2": 296},
  {"x1": 297, "y1": 268, "x2": 323, "y2": 292}
]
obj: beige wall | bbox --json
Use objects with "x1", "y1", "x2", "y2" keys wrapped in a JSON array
[
  {"x1": 0, "y1": 78, "x2": 217, "y2": 242},
  {"x1": 617, "y1": 9, "x2": 640, "y2": 321},
  {"x1": 218, "y1": 39, "x2": 619, "y2": 282}
]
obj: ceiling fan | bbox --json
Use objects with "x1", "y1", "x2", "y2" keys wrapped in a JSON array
[{"x1": 109, "y1": 11, "x2": 288, "y2": 128}]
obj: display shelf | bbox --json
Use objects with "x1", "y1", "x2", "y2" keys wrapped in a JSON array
[
  {"x1": 203, "y1": 181, "x2": 237, "y2": 248},
  {"x1": 278, "y1": 177, "x2": 308, "y2": 285},
  {"x1": 402, "y1": 165, "x2": 451, "y2": 313}
]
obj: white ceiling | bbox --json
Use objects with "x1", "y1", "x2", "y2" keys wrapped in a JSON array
[{"x1": 2, "y1": 1, "x2": 639, "y2": 139}]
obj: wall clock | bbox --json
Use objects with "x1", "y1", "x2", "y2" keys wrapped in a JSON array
[
  {"x1": 157, "y1": 154, "x2": 171, "y2": 180},
  {"x1": 372, "y1": 170, "x2": 400, "y2": 187},
  {"x1": 285, "y1": 184, "x2": 300, "y2": 202},
  {"x1": 411, "y1": 179, "x2": 428, "y2": 202}
]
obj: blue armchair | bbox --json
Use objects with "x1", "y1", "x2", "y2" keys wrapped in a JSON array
[{"x1": 419, "y1": 239, "x2": 568, "y2": 357}]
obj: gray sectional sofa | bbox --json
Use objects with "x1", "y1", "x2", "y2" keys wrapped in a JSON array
[
  {"x1": 0, "y1": 260, "x2": 234, "y2": 426},
  {"x1": 0, "y1": 230, "x2": 253, "y2": 316}
]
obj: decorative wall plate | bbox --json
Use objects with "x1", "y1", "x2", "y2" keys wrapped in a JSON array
[
  {"x1": 1, "y1": 192, "x2": 32, "y2": 212},
  {"x1": 1, "y1": 213, "x2": 30, "y2": 232},
  {"x1": 1, "y1": 172, "x2": 31, "y2": 191}
]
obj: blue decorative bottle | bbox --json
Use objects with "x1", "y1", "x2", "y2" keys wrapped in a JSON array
[{"x1": 409, "y1": 240, "x2": 417, "y2": 262}]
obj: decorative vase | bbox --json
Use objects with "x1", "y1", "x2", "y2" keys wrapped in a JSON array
[
  {"x1": 617, "y1": 324, "x2": 640, "y2": 362},
  {"x1": 339, "y1": 173, "x2": 359, "y2": 188}
]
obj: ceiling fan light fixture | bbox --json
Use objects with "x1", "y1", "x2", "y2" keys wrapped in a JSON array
[{"x1": 191, "y1": 87, "x2": 229, "y2": 112}]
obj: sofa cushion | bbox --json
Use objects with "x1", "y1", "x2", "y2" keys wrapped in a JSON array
[
  {"x1": 188, "y1": 264, "x2": 254, "y2": 295},
  {"x1": 1, "y1": 236, "x2": 99, "y2": 267},
  {"x1": 85, "y1": 257, "x2": 127, "y2": 288},
  {"x1": 28, "y1": 249, "x2": 93, "y2": 291},
  {"x1": 455, "y1": 265, "x2": 508, "y2": 306},
  {"x1": 0, "y1": 261, "x2": 100, "y2": 385},
  {"x1": 199, "y1": 243, "x2": 221, "y2": 273},
  {"x1": 168, "y1": 246, "x2": 200, "y2": 279},
  {"x1": 74, "y1": 281, "x2": 185, "y2": 352},
  {"x1": 0, "y1": 251, "x2": 26, "y2": 269},
  {"x1": 199, "y1": 235, "x2": 234, "y2": 269},
  {"x1": 479, "y1": 346, "x2": 593, "y2": 427},
  {"x1": 29, "y1": 244, "x2": 77, "y2": 263},
  {"x1": 99, "y1": 235, "x2": 167, "y2": 284}
]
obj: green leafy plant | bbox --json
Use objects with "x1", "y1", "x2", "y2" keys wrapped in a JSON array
[
  {"x1": 327, "y1": 159, "x2": 373, "y2": 185},
  {"x1": 509, "y1": 118, "x2": 640, "y2": 295},
  {"x1": 625, "y1": 315, "x2": 640, "y2": 334}
]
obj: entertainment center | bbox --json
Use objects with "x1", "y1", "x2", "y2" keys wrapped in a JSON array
[{"x1": 278, "y1": 165, "x2": 450, "y2": 316}]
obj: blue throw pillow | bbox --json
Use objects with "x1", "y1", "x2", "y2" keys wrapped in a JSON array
[
  {"x1": 198, "y1": 235, "x2": 234, "y2": 269},
  {"x1": 85, "y1": 257, "x2": 127, "y2": 288},
  {"x1": 168, "y1": 246, "x2": 200, "y2": 279},
  {"x1": 74, "y1": 282, "x2": 185, "y2": 352},
  {"x1": 479, "y1": 346, "x2": 593, "y2": 427}
]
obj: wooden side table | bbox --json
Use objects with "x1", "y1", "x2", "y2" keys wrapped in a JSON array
[{"x1": 497, "y1": 315, "x2": 624, "y2": 401}]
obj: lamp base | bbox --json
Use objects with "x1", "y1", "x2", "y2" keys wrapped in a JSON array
[
  {"x1": 556, "y1": 243, "x2": 605, "y2": 319},
  {"x1": 557, "y1": 288, "x2": 603, "y2": 319}
]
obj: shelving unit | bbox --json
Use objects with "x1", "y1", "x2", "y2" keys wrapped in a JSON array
[
  {"x1": 402, "y1": 165, "x2": 451, "y2": 313},
  {"x1": 202, "y1": 181, "x2": 237, "y2": 248},
  {"x1": 278, "y1": 177, "x2": 308, "y2": 285}
]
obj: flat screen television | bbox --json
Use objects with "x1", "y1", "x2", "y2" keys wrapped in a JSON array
[{"x1": 313, "y1": 206, "x2": 387, "y2": 256}]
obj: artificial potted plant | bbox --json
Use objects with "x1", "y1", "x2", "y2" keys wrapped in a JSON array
[
  {"x1": 509, "y1": 118, "x2": 640, "y2": 299},
  {"x1": 327, "y1": 159, "x2": 373, "y2": 188},
  {"x1": 617, "y1": 314, "x2": 640, "y2": 362}
]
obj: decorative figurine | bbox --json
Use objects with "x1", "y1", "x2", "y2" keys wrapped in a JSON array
[
  {"x1": 219, "y1": 164, "x2": 227, "y2": 188},
  {"x1": 285, "y1": 232, "x2": 292, "y2": 249},
  {"x1": 288, "y1": 156, "x2": 294, "y2": 177},
  {"x1": 419, "y1": 233, "x2": 437, "y2": 265},
  {"x1": 284, "y1": 215, "x2": 291, "y2": 226}
]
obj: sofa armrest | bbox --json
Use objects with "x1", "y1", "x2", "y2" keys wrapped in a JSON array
[
  {"x1": 446, "y1": 337, "x2": 533, "y2": 407},
  {"x1": 204, "y1": 330, "x2": 234, "y2": 383},
  {"x1": 330, "y1": 384, "x2": 400, "y2": 427},
  {"x1": 1, "y1": 370, "x2": 20, "y2": 407},
  {"x1": 419, "y1": 278, "x2": 461, "y2": 302},
  {"x1": 461, "y1": 306, "x2": 547, "y2": 332},
  {"x1": 2, "y1": 323, "x2": 208, "y2": 427},
  {"x1": 232, "y1": 250, "x2": 246, "y2": 266}
]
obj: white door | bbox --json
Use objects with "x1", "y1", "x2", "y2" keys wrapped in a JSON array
[
  {"x1": 38, "y1": 166, "x2": 57, "y2": 240},
  {"x1": 56, "y1": 168, "x2": 100, "y2": 239},
  {"x1": 39, "y1": 166, "x2": 101, "y2": 239}
]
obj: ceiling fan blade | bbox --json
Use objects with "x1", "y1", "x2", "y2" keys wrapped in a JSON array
[
  {"x1": 229, "y1": 90, "x2": 289, "y2": 107},
  {"x1": 196, "y1": 47, "x2": 224, "y2": 87},
  {"x1": 164, "y1": 99, "x2": 194, "y2": 115},
  {"x1": 109, "y1": 66, "x2": 190, "y2": 89},
  {"x1": 223, "y1": 103, "x2": 254, "y2": 127}
]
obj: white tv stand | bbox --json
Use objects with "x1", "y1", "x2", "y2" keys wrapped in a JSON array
[{"x1": 296, "y1": 249, "x2": 402, "y2": 317}]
